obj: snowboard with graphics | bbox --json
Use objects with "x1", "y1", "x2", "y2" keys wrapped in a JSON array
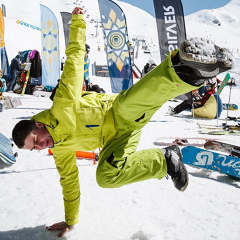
[
  {"x1": 181, "y1": 146, "x2": 240, "y2": 179},
  {"x1": 21, "y1": 63, "x2": 31, "y2": 95},
  {"x1": 222, "y1": 103, "x2": 238, "y2": 111},
  {"x1": 0, "y1": 133, "x2": 17, "y2": 168},
  {"x1": 217, "y1": 73, "x2": 230, "y2": 95}
]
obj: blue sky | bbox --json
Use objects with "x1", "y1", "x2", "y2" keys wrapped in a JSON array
[{"x1": 118, "y1": 0, "x2": 232, "y2": 16}]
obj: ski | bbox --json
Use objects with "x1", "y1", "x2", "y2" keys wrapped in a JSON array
[
  {"x1": 219, "y1": 116, "x2": 240, "y2": 122},
  {"x1": 153, "y1": 137, "x2": 219, "y2": 147},
  {"x1": 21, "y1": 63, "x2": 31, "y2": 96},
  {"x1": 197, "y1": 123, "x2": 240, "y2": 131},
  {"x1": 198, "y1": 129, "x2": 240, "y2": 135},
  {"x1": 204, "y1": 140, "x2": 240, "y2": 157},
  {"x1": 227, "y1": 116, "x2": 240, "y2": 122},
  {"x1": 217, "y1": 73, "x2": 230, "y2": 94},
  {"x1": 181, "y1": 146, "x2": 240, "y2": 179}
]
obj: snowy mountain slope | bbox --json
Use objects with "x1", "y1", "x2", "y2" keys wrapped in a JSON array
[{"x1": 185, "y1": 0, "x2": 240, "y2": 51}]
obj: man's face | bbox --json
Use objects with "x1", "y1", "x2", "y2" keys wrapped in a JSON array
[{"x1": 23, "y1": 123, "x2": 54, "y2": 151}]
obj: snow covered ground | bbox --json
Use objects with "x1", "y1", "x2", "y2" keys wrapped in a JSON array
[{"x1": 0, "y1": 0, "x2": 240, "y2": 240}]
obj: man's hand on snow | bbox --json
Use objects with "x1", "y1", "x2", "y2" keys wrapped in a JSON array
[{"x1": 46, "y1": 221, "x2": 74, "y2": 237}]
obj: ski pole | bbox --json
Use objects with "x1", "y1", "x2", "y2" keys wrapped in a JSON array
[
  {"x1": 216, "y1": 80, "x2": 219, "y2": 127},
  {"x1": 226, "y1": 79, "x2": 233, "y2": 126},
  {"x1": 192, "y1": 102, "x2": 194, "y2": 119}
]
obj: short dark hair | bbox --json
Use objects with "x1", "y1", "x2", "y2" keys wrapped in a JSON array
[{"x1": 12, "y1": 120, "x2": 38, "y2": 148}]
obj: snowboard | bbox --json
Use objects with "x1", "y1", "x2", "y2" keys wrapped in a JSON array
[
  {"x1": 181, "y1": 146, "x2": 240, "y2": 179},
  {"x1": 222, "y1": 103, "x2": 238, "y2": 111},
  {"x1": 217, "y1": 73, "x2": 230, "y2": 95},
  {"x1": 0, "y1": 133, "x2": 17, "y2": 167},
  {"x1": 153, "y1": 137, "x2": 219, "y2": 147},
  {"x1": 204, "y1": 140, "x2": 240, "y2": 157},
  {"x1": 21, "y1": 63, "x2": 31, "y2": 96},
  {"x1": 17, "y1": 63, "x2": 31, "y2": 84}
]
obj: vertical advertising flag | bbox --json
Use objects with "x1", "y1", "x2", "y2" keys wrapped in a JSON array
[
  {"x1": 98, "y1": 0, "x2": 133, "y2": 93},
  {"x1": 153, "y1": 0, "x2": 186, "y2": 62},
  {"x1": 1, "y1": 47, "x2": 9, "y2": 78},
  {"x1": 0, "y1": 7, "x2": 5, "y2": 48},
  {"x1": 40, "y1": 5, "x2": 60, "y2": 87},
  {"x1": 0, "y1": 7, "x2": 9, "y2": 78},
  {"x1": 60, "y1": 12, "x2": 72, "y2": 49}
]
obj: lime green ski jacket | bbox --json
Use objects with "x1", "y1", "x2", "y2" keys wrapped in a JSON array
[{"x1": 31, "y1": 14, "x2": 117, "y2": 225}]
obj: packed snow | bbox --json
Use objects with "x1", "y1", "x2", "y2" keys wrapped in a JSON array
[{"x1": 0, "y1": 0, "x2": 240, "y2": 240}]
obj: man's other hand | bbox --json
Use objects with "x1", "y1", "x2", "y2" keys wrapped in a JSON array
[{"x1": 46, "y1": 221, "x2": 74, "y2": 238}]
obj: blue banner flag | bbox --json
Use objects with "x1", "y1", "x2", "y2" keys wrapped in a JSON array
[
  {"x1": 98, "y1": 0, "x2": 133, "y2": 93},
  {"x1": 40, "y1": 5, "x2": 60, "y2": 87}
]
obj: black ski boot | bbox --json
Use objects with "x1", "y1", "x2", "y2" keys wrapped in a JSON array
[
  {"x1": 171, "y1": 37, "x2": 234, "y2": 86},
  {"x1": 179, "y1": 37, "x2": 234, "y2": 78},
  {"x1": 162, "y1": 145, "x2": 189, "y2": 192}
]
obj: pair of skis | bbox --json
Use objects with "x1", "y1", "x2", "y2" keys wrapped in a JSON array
[{"x1": 197, "y1": 123, "x2": 240, "y2": 135}]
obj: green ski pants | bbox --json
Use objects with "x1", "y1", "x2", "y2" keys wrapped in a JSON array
[{"x1": 96, "y1": 52, "x2": 198, "y2": 188}]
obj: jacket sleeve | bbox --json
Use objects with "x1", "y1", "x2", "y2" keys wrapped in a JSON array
[
  {"x1": 200, "y1": 90, "x2": 214, "y2": 106},
  {"x1": 55, "y1": 14, "x2": 86, "y2": 101},
  {"x1": 51, "y1": 149, "x2": 80, "y2": 225},
  {"x1": 50, "y1": 14, "x2": 86, "y2": 226}
]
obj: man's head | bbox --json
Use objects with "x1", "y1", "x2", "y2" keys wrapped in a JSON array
[{"x1": 12, "y1": 120, "x2": 54, "y2": 150}]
